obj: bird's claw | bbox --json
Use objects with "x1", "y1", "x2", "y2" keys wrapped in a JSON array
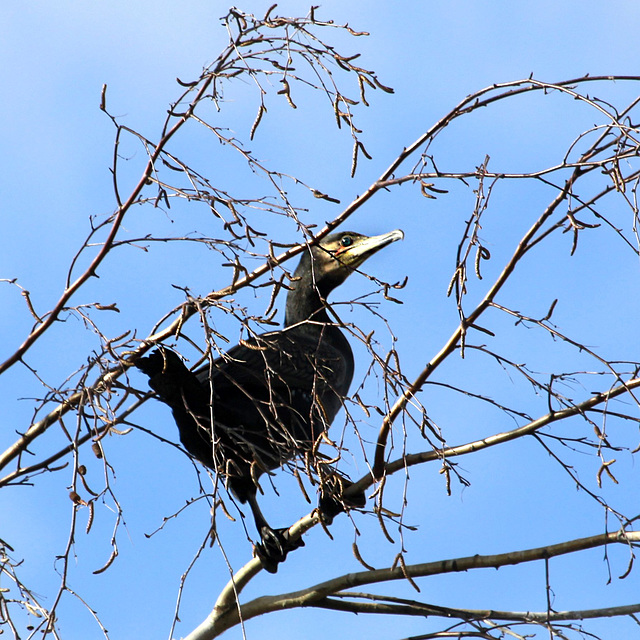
[{"x1": 254, "y1": 526, "x2": 305, "y2": 573}]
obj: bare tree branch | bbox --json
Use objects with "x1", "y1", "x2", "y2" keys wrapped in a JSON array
[{"x1": 186, "y1": 530, "x2": 640, "y2": 639}]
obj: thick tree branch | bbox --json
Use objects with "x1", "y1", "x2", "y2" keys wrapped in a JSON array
[{"x1": 186, "y1": 529, "x2": 640, "y2": 639}]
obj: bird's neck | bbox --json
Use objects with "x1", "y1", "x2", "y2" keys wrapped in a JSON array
[{"x1": 284, "y1": 261, "x2": 332, "y2": 328}]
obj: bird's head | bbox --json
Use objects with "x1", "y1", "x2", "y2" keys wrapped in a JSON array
[
  {"x1": 285, "y1": 229, "x2": 404, "y2": 326},
  {"x1": 302, "y1": 229, "x2": 405, "y2": 294}
]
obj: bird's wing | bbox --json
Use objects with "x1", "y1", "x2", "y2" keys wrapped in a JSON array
[{"x1": 196, "y1": 328, "x2": 350, "y2": 397}]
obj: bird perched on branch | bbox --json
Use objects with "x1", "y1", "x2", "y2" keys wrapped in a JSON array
[{"x1": 136, "y1": 229, "x2": 403, "y2": 572}]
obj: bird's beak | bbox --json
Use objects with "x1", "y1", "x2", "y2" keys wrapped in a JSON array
[{"x1": 345, "y1": 229, "x2": 404, "y2": 268}]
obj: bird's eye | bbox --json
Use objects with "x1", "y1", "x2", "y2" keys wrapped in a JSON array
[{"x1": 341, "y1": 235, "x2": 353, "y2": 248}]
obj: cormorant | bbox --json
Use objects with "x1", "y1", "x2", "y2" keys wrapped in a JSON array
[{"x1": 136, "y1": 229, "x2": 403, "y2": 572}]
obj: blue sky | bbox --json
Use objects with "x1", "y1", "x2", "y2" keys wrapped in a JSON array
[{"x1": 2, "y1": 2, "x2": 640, "y2": 639}]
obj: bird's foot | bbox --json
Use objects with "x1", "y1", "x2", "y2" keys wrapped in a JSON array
[
  {"x1": 319, "y1": 477, "x2": 366, "y2": 525},
  {"x1": 254, "y1": 526, "x2": 305, "y2": 574}
]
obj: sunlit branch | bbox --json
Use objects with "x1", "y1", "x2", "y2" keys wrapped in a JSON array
[
  {"x1": 370, "y1": 79, "x2": 640, "y2": 476},
  {"x1": 371, "y1": 178, "x2": 576, "y2": 478},
  {"x1": 186, "y1": 529, "x2": 640, "y2": 639},
  {"x1": 382, "y1": 376, "x2": 640, "y2": 479}
]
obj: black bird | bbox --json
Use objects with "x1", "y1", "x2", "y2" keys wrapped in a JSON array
[{"x1": 136, "y1": 229, "x2": 403, "y2": 571}]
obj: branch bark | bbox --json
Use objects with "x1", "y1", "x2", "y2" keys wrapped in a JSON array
[{"x1": 186, "y1": 529, "x2": 640, "y2": 639}]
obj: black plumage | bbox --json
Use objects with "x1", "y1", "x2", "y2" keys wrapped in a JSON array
[{"x1": 136, "y1": 229, "x2": 403, "y2": 571}]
